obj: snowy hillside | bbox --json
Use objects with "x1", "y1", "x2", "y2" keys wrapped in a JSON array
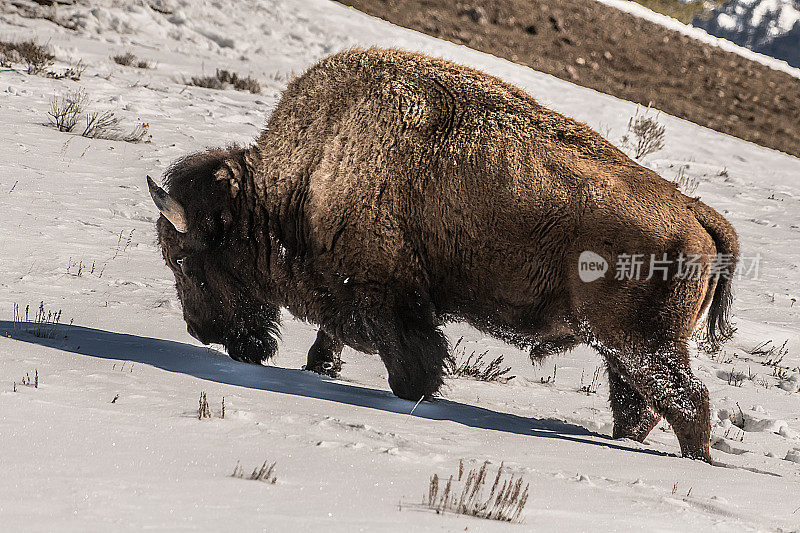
[
  {"x1": 694, "y1": 0, "x2": 800, "y2": 68},
  {"x1": 595, "y1": 0, "x2": 800, "y2": 78},
  {"x1": 1, "y1": 0, "x2": 799, "y2": 531}
]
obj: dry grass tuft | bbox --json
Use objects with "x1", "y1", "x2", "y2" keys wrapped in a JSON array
[
  {"x1": 231, "y1": 460, "x2": 277, "y2": 484},
  {"x1": 17, "y1": 369, "x2": 38, "y2": 390},
  {"x1": 578, "y1": 366, "x2": 601, "y2": 395},
  {"x1": 445, "y1": 337, "x2": 514, "y2": 383},
  {"x1": 672, "y1": 165, "x2": 699, "y2": 195},
  {"x1": 12, "y1": 302, "x2": 65, "y2": 339},
  {"x1": 746, "y1": 339, "x2": 789, "y2": 367},
  {"x1": 421, "y1": 460, "x2": 529, "y2": 523},
  {"x1": 198, "y1": 391, "x2": 212, "y2": 419}
]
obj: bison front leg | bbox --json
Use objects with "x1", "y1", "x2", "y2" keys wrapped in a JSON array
[
  {"x1": 306, "y1": 329, "x2": 344, "y2": 377},
  {"x1": 376, "y1": 302, "x2": 448, "y2": 401},
  {"x1": 608, "y1": 343, "x2": 711, "y2": 463},
  {"x1": 607, "y1": 368, "x2": 661, "y2": 442}
]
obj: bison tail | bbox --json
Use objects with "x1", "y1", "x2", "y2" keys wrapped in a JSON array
[{"x1": 692, "y1": 201, "x2": 739, "y2": 350}]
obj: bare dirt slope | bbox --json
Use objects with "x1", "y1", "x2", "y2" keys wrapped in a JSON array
[{"x1": 336, "y1": 0, "x2": 800, "y2": 159}]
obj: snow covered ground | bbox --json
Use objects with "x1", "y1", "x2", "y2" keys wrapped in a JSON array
[{"x1": 1, "y1": 0, "x2": 799, "y2": 530}]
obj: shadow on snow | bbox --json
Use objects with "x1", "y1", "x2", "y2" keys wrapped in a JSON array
[{"x1": 0, "y1": 320, "x2": 672, "y2": 459}]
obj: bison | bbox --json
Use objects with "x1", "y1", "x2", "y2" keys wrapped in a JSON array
[{"x1": 148, "y1": 48, "x2": 738, "y2": 462}]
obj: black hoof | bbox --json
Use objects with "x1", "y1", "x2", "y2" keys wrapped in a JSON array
[{"x1": 304, "y1": 359, "x2": 343, "y2": 378}]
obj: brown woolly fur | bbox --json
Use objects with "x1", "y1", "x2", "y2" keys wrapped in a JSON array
[{"x1": 152, "y1": 48, "x2": 739, "y2": 463}]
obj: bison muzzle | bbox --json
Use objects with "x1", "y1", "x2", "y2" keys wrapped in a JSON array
[{"x1": 149, "y1": 48, "x2": 738, "y2": 463}]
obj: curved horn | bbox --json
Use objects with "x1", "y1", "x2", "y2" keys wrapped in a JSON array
[{"x1": 147, "y1": 176, "x2": 188, "y2": 233}]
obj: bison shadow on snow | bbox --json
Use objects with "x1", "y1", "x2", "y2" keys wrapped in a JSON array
[{"x1": 0, "y1": 319, "x2": 675, "y2": 460}]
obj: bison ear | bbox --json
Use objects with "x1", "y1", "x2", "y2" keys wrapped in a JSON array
[{"x1": 147, "y1": 176, "x2": 189, "y2": 233}]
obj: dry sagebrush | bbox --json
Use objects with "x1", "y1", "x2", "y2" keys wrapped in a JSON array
[
  {"x1": 0, "y1": 39, "x2": 54, "y2": 74},
  {"x1": 445, "y1": 337, "x2": 514, "y2": 383},
  {"x1": 188, "y1": 69, "x2": 261, "y2": 94},
  {"x1": 47, "y1": 89, "x2": 150, "y2": 143},
  {"x1": 621, "y1": 105, "x2": 666, "y2": 160},
  {"x1": 112, "y1": 51, "x2": 151, "y2": 69}
]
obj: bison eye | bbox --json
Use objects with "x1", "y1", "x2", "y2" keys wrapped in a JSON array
[{"x1": 171, "y1": 256, "x2": 187, "y2": 274}]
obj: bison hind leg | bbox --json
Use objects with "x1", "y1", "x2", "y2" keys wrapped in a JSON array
[
  {"x1": 602, "y1": 341, "x2": 711, "y2": 463},
  {"x1": 305, "y1": 329, "x2": 344, "y2": 377},
  {"x1": 607, "y1": 367, "x2": 661, "y2": 441}
]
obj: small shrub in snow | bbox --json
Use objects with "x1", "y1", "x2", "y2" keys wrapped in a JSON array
[
  {"x1": 445, "y1": 338, "x2": 514, "y2": 383},
  {"x1": 188, "y1": 69, "x2": 261, "y2": 94},
  {"x1": 121, "y1": 121, "x2": 150, "y2": 143},
  {"x1": 83, "y1": 112, "x2": 150, "y2": 143},
  {"x1": 421, "y1": 460, "x2": 529, "y2": 523},
  {"x1": 48, "y1": 89, "x2": 87, "y2": 132},
  {"x1": 47, "y1": 90, "x2": 150, "y2": 143},
  {"x1": 189, "y1": 73, "x2": 224, "y2": 90},
  {"x1": 23, "y1": 41, "x2": 54, "y2": 74},
  {"x1": 112, "y1": 52, "x2": 133, "y2": 66},
  {"x1": 46, "y1": 59, "x2": 86, "y2": 81},
  {"x1": 621, "y1": 105, "x2": 666, "y2": 160},
  {"x1": 0, "y1": 39, "x2": 54, "y2": 74},
  {"x1": 112, "y1": 52, "x2": 152, "y2": 69},
  {"x1": 268, "y1": 70, "x2": 295, "y2": 84},
  {"x1": 231, "y1": 460, "x2": 277, "y2": 484},
  {"x1": 82, "y1": 110, "x2": 121, "y2": 139}
]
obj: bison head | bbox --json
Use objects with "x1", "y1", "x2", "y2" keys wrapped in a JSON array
[{"x1": 148, "y1": 148, "x2": 280, "y2": 364}]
